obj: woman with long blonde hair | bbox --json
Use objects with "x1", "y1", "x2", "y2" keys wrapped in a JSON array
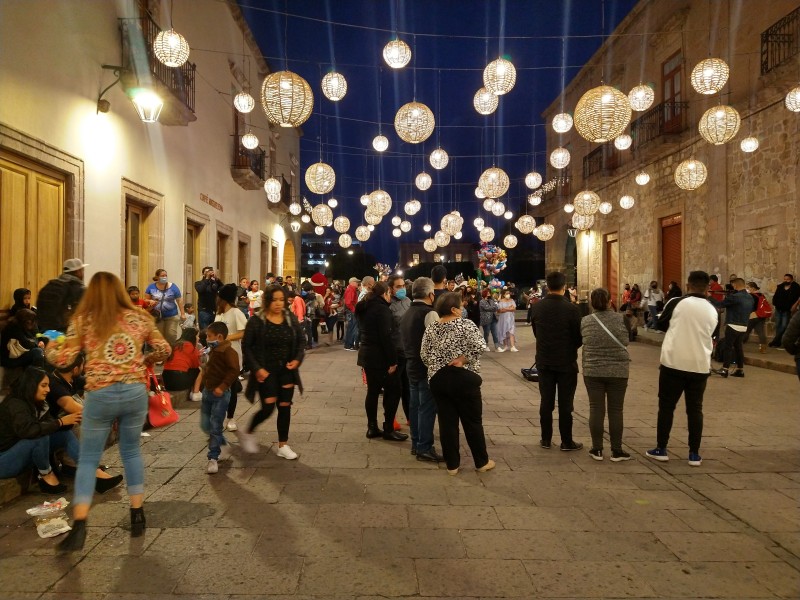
[{"x1": 46, "y1": 272, "x2": 171, "y2": 551}]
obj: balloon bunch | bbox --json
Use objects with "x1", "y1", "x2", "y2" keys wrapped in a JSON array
[
  {"x1": 467, "y1": 277, "x2": 478, "y2": 289},
  {"x1": 374, "y1": 263, "x2": 397, "y2": 279},
  {"x1": 477, "y1": 242, "x2": 508, "y2": 279}
]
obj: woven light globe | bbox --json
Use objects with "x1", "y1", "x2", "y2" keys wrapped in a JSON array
[
  {"x1": 367, "y1": 224, "x2": 375, "y2": 231},
  {"x1": 261, "y1": 70, "x2": 314, "y2": 128},
  {"x1": 372, "y1": 135, "x2": 389, "y2": 152},
  {"x1": 674, "y1": 158, "x2": 708, "y2": 190},
  {"x1": 475, "y1": 186, "x2": 486, "y2": 199},
  {"x1": 598, "y1": 201, "x2": 613, "y2": 215},
  {"x1": 740, "y1": 136, "x2": 759, "y2": 153},
  {"x1": 440, "y1": 212, "x2": 463, "y2": 236},
  {"x1": 571, "y1": 213, "x2": 595, "y2": 231},
  {"x1": 289, "y1": 201, "x2": 302, "y2": 215},
  {"x1": 241, "y1": 131, "x2": 259, "y2": 149},
  {"x1": 483, "y1": 198, "x2": 496, "y2": 212},
  {"x1": 430, "y1": 148, "x2": 449, "y2": 170},
  {"x1": 483, "y1": 57, "x2": 516, "y2": 96},
  {"x1": 619, "y1": 195, "x2": 635, "y2": 209},
  {"x1": 305, "y1": 162, "x2": 335, "y2": 194},
  {"x1": 434, "y1": 230, "x2": 451, "y2": 247},
  {"x1": 266, "y1": 191, "x2": 281, "y2": 204},
  {"x1": 355, "y1": 225, "x2": 371, "y2": 242},
  {"x1": 415, "y1": 172, "x2": 432, "y2": 191},
  {"x1": 400, "y1": 220, "x2": 411, "y2": 232},
  {"x1": 628, "y1": 84, "x2": 654, "y2": 111},
  {"x1": 153, "y1": 29, "x2": 190, "y2": 68},
  {"x1": 365, "y1": 211, "x2": 382, "y2": 225},
  {"x1": 635, "y1": 171, "x2": 650, "y2": 185},
  {"x1": 360, "y1": 194, "x2": 370, "y2": 206},
  {"x1": 391, "y1": 215, "x2": 402, "y2": 227},
  {"x1": 368, "y1": 189, "x2": 392, "y2": 216},
  {"x1": 473, "y1": 217, "x2": 485, "y2": 229},
  {"x1": 311, "y1": 204, "x2": 333, "y2": 227},
  {"x1": 473, "y1": 87, "x2": 499, "y2": 115},
  {"x1": 614, "y1": 134, "x2": 632, "y2": 150},
  {"x1": 404, "y1": 200, "x2": 421, "y2": 215},
  {"x1": 504, "y1": 210, "x2": 513, "y2": 220},
  {"x1": 423, "y1": 238, "x2": 437, "y2": 252},
  {"x1": 234, "y1": 91, "x2": 255, "y2": 113},
  {"x1": 479, "y1": 227, "x2": 495, "y2": 242},
  {"x1": 552, "y1": 113, "x2": 573, "y2": 133},
  {"x1": 300, "y1": 214, "x2": 311, "y2": 223},
  {"x1": 290, "y1": 220, "x2": 301, "y2": 232},
  {"x1": 517, "y1": 215, "x2": 536, "y2": 234},
  {"x1": 491, "y1": 201, "x2": 506, "y2": 217},
  {"x1": 338, "y1": 234, "x2": 352, "y2": 248},
  {"x1": 698, "y1": 104, "x2": 740, "y2": 145},
  {"x1": 454, "y1": 231, "x2": 463, "y2": 240},
  {"x1": 574, "y1": 85, "x2": 632, "y2": 143},
  {"x1": 327, "y1": 197, "x2": 338, "y2": 208},
  {"x1": 690, "y1": 58, "x2": 729, "y2": 95},
  {"x1": 503, "y1": 234, "x2": 518, "y2": 248},
  {"x1": 264, "y1": 177, "x2": 281, "y2": 196},
  {"x1": 394, "y1": 102, "x2": 435, "y2": 144},
  {"x1": 383, "y1": 39, "x2": 412, "y2": 69},
  {"x1": 536, "y1": 223, "x2": 555, "y2": 241},
  {"x1": 321, "y1": 71, "x2": 347, "y2": 101},
  {"x1": 478, "y1": 167, "x2": 510, "y2": 198},
  {"x1": 564, "y1": 203, "x2": 575, "y2": 214},
  {"x1": 525, "y1": 171, "x2": 542, "y2": 189},
  {"x1": 392, "y1": 228, "x2": 402, "y2": 238},
  {"x1": 573, "y1": 190, "x2": 601, "y2": 216},
  {"x1": 314, "y1": 226, "x2": 324, "y2": 235},
  {"x1": 528, "y1": 193, "x2": 542, "y2": 206},
  {"x1": 550, "y1": 147, "x2": 571, "y2": 169},
  {"x1": 423, "y1": 223, "x2": 432, "y2": 232},
  {"x1": 786, "y1": 86, "x2": 800, "y2": 112},
  {"x1": 333, "y1": 216, "x2": 350, "y2": 233}
]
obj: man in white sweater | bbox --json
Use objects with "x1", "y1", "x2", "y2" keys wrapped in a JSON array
[{"x1": 646, "y1": 271, "x2": 719, "y2": 467}]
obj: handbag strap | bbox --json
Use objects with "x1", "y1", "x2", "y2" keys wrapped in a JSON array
[
  {"x1": 146, "y1": 366, "x2": 163, "y2": 392},
  {"x1": 591, "y1": 313, "x2": 629, "y2": 353}
]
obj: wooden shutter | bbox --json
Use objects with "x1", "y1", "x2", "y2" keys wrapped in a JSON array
[{"x1": 661, "y1": 215, "x2": 682, "y2": 289}]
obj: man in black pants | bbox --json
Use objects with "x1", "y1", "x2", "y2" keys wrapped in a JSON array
[
  {"x1": 194, "y1": 267, "x2": 222, "y2": 330},
  {"x1": 529, "y1": 271, "x2": 583, "y2": 451},
  {"x1": 710, "y1": 277, "x2": 755, "y2": 378}
]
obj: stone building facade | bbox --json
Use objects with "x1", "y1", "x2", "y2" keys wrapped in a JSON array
[{"x1": 538, "y1": 0, "x2": 799, "y2": 306}]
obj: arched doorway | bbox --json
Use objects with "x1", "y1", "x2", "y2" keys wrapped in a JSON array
[{"x1": 282, "y1": 238, "x2": 297, "y2": 278}]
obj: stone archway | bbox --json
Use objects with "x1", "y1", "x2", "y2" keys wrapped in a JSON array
[{"x1": 282, "y1": 238, "x2": 297, "y2": 278}]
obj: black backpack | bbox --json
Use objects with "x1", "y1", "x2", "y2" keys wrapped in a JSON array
[{"x1": 36, "y1": 278, "x2": 81, "y2": 331}]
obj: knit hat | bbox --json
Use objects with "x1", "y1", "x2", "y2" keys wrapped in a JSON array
[{"x1": 218, "y1": 283, "x2": 238, "y2": 306}]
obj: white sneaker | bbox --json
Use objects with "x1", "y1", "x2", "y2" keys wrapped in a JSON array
[
  {"x1": 219, "y1": 443, "x2": 232, "y2": 461},
  {"x1": 276, "y1": 445, "x2": 298, "y2": 460},
  {"x1": 226, "y1": 420, "x2": 238, "y2": 431},
  {"x1": 206, "y1": 459, "x2": 218, "y2": 474},
  {"x1": 510, "y1": 347, "x2": 519, "y2": 352},
  {"x1": 235, "y1": 430, "x2": 259, "y2": 454},
  {"x1": 496, "y1": 347, "x2": 506, "y2": 353},
  {"x1": 190, "y1": 392, "x2": 202, "y2": 402}
]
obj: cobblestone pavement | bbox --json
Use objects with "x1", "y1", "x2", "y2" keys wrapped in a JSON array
[{"x1": 1, "y1": 326, "x2": 798, "y2": 599}]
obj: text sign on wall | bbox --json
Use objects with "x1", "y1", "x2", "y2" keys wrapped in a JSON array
[{"x1": 200, "y1": 193, "x2": 223, "y2": 212}]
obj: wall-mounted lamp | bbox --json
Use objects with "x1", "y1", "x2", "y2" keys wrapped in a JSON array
[
  {"x1": 567, "y1": 227, "x2": 578, "y2": 238},
  {"x1": 97, "y1": 65, "x2": 163, "y2": 123}
]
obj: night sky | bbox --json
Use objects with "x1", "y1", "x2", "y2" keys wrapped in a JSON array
[{"x1": 237, "y1": 0, "x2": 639, "y2": 264}]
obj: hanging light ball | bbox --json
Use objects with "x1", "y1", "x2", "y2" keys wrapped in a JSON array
[
  {"x1": 153, "y1": 28, "x2": 190, "y2": 68},
  {"x1": 598, "y1": 201, "x2": 613, "y2": 215},
  {"x1": 372, "y1": 135, "x2": 389, "y2": 152},
  {"x1": 338, "y1": 233, "x2": 352, "y2": 248},
  {"x1": 391, "y1": 215, "x2": 402, "y2": 227},
  {"x1": 473, "y1": 87, "x2": 499, "y2": 115},
  {"x1": 483, "y1": 57, "x2": 517, "y2": 96},
  {"x1": 430, "y1": 148, "x2": 449, "y2": 170},
  {"x1": 264, "y1": 177, "x2": 281, "y2": 196},
  {"x1": 675, "y1": 158, "x2": 708, "y2": 190},
  {"x1": 574, "y1": 85, "x2": 632, "y2": 143},
  {"x1": 481, "y1": 198, "x2": 495, "y2": 212},
  {"x1": 475, "y1": 187, "x2": 486, "y2": 199},
  {"x1": 552, "y1": 113, "x2": 573, "y2": 133},
  {"x1": 325, "y1": 198, "x2": 338, "y2": 209},
  {"x1": 333, "y1": 216, "x2": 350, "y2": 233},
  {"x1": 478, "y1": 167, "x2": 510, "y2": 198},
  {"x1": 392, "y1": 228, "x2": 402, "y2": 238},
  {"x1": 404, "y1": 200, "x2": 421, "y2": 215},
  {"x1": 301, "y1": 214, "x2": 311, "y2": 223},
  {"x1": 635, "y1": 171, "x2": 650, "y2": 185},
  {"x1": 628, "y1": 84, "x2": 655, "y2": 112},
  {"x1": 415, "y1": 172, "x2": 432, "y2": 191},
  {"x1": 573, "y1": 190, "x2": 601, "y2": 216},
  {"x1": 786, "y1": 86, "x2": 800, "y2": 112},
  {"x1": 394, "y1": 101, "x2": 435, "y2": 144},
  {"x1": 314, "y1": 225, "x2": 325, "y2": 235},
  {"x1": 365, "y1": 211, "x2": 382, "y2": 225},
  {"x1": 454, "y1": 231, "x2": 463, "y2": 240},
  {"x1": 698, "y1": 104, "x2": 741, "y2": 145},
  {"x1": 528, "y1": 193, "x2": 542, "y2": 206},
  {"x1": 289, "y1": 220, "x2": 301, "y2": 233},
  {"x1": 491, "y1": 201, "x2": 506, "y2": 216},
  {"x1": 690, "y1": 58, "x2": 730, "y2": 95},
  {"x1": 241, "y1": 131, "x2": 259, "y2": 149},
  {"x1": 619, "y1": 195, "x2": 635, "y2": 209},
  {"x1": 740, "y1": 136, "x2": 759, "y2": 153},
  {"x1": 504, "y1": 210, "x2": 513, "y2": 220},
  {"x1": 536, "y1": 223, "x2": 555, "y2": 241},
  {"x1": 550, "y1": 147, "x2": 571, "y2": 169},
  {"x1": 233, "y1": 91, "x2": 255, "y2": 114},
  {"x1": 614, "y1": 134, "x2": 632, "y2": 150},
  {"x1": 525, "y1": 171, "x2": 543, "y2": 190},
  {"x1": 288, "y1": 201, "x2": 302, "y2": 216},
  {"x1": 360, "y1": 194, "x2": 371, "y2": 206},
  {"x1": 367, "y1": 224, "x2": 375, "y2": 231},
  {"x1": 479, "y1": 227, "x2": 495, "y2": 242},
  {"x1": 434, "y1": 230, "x2": 451, "y2": 247},
  {"x1": 474, "y1": 217, "x2": 485, "y2": 229},
  {"x1": 423, "y1": 238, "x2": 437, "y2": 252},
  {"x1": 305, "y1": 161, "x2": 335, "y2": 194},
  {"x1": 564, "y1": 203, "x2": 575, "y2": 214},
  {"x1": 367, "y1": 189, "x2": 392, "y2": 216},
  {"x1": 261, "y1": 70, "x2": 314, "y2": 128},
  {"x1": 571, "y1": 213, "x2": 595, "y2": 231},
  {"x1": 383, "y1": 39, "x2": 412, "y2": 69},
  {"x1": 355, "y1": 225, "x2": 371, "y2": 242},
  {"x1": 517, "y1": 215, "x2": 536, "y2": 234},
  {"x1": 503, "y1": 234, "x2": 518, "y2": 248},
  {"x1": 423, "y1": 223, "x2": 432, "y2": 232},
  {"x1": 440, "y1": 212, "x2": 463, "y2": 236},
  {"x1": 311, "y1": 204, "x2": 333, "y2": 227},
  {"x1": 400, "y1": 220, "x2": 412, "y2": 233},
  {"x1": 321, "y1": 71, "x2": 348, "y2": 101}
]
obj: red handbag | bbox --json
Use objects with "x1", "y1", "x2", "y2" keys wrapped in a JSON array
[{"x1": 147, "y1": 368, "x2": 179, "y2": 428}]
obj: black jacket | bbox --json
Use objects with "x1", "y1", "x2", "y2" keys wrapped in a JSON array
[
  {"x1": 773, "y1": 281, "x2": 800, "y2": 312},
  {"x1": 0, "y1": 395, "x2": 59, "y2": 452},
  {"x1": 782, "y1": 310, "x2": 800, "y2": 356},
  {"x1": 0, "y1": 320, "x2": 39, "y2": 366},
  {"x1": 399, "y1": 300, "x2": 436, "y2": 381},
  {"x1": 529, "y1": 294, "x2": 582, "y2": 371},
  {"x1": 194, "y1": 277, "x2": 223, "y2": 313},
  {"x1": 242, "y1": 309, "x2": 306, "y2": 399},
  {"x1": 356, "y1": 295, "x2": 397, "y2": 370}
]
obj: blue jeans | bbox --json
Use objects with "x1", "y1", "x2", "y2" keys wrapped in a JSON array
[
  {"x1": 647, "y1": 305, "x2": 659, "y2": 328},
  {"x1": 0, "y1": 437, "x2": 51, "y2": 478},
  {"x1": 482, "y1": 322, "x2": 499, "y2": 346},
  {"x1": 201, "y1": 388, "x2": 230, "y2": 460},
  {"x1": 239, "y1": 307, "x2": 250, "y2": 320},
  {"x1": 74, "y1": 382, "x2": 148, "y2": 506},
  {"x1": 773, "y1": 309, "x2": 791, "y2": 345},
  {"x1": 199, "y1": 310, "x2": 215, "y2": 330},
  {"x1": 50, "y1": 429, "x2": 80, "y2": 463},
  {"x1": 409, "y1": 377, "x2": 437, "y2": 453},
  {"x1": 344, "y1": 312, "x2": 359, "y2": 348}
]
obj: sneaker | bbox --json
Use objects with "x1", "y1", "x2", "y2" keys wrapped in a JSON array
[
  {"x1": 589, "y1": 448, "x2": 603, "y2": 461},
  {"x1": 206, "y1": 459, "x2": 218, "y2": 474},
  {"x1": 190, "y1": 392, "x2": 203, "y2": 402},
  {"x1": 540, "y1": 440, "x2": 551, "y2": 449},
  {"x1": 219, "y1": 444, "x2": 232, "y2": 461},
  {"x1": 510, "y1": 346, "x2": 519, "y2": 352},
  {"x1": 496, "y1": 346, "x2": 506, "y2": 353},
  {"x1": 610, "y1": 449, "x2": 631, "y2": 462},
  {"x1": 712, "y1": 368, "x2": 729, "y2": 378},
  {"x1": 476, "y1": 459, "x2": 496, "y2": 472},
  {"x1": 226, "y1": 419, "x2": 238, "y2": 431},
  {"x1": 235, "y1": 430, "x2": 259, "y2": 454},
  {"x1": 446, "y1": 467, "x2": 459, "y2": 476},
  {"x1": 645, "y1": 447, "x2": 669, "y2": 462},
  {"x1": 560, "y1": 441, "x2": 584, "y2": 452},
  {"x1": 688, "y1": 452, "x2": 702, "y2": 467},
  {"x1": 731, "y1": 370, "x2": 745, "y2": 378},
  {"x1": 276, "y1": 445, "x2": 298, "y2": 460}
]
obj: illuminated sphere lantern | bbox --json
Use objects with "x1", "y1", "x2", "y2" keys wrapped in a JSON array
[
  {"x1": 525, "y1": 171, "x2": 543, "y2": 189},
  {"x1": 598, "y1": 201, "x2": 613, "y2": 215},
  {"x1": 338, "y1": 233, "x2": 352, "y2": 248},
  {"x1": 454, "y1": 231, "x2": 463, "y2": 240},
  {"x1": 391, "y1": 215, "x2": 402, "y2": 227},
  {"x1": 326, "y1": 198, "x2": 338, "y2": 209},
  {"x1": 440, "y1": 212, "x2": 463, "y2": 236},
  {"x1": 367, "y1": 189, "x2": 392, "y2": 216},
  {"x1": 536, "y1": 223, "x2": 555, "y2": 241},
  {"x1": 619, "y1": 195, "x2": 635, "y2": 209},
  {"x1": 550, "y1": 147, "x2": 571, "y2": 169},
  {"x1": 383, "y1": 39, "x2": 412, "y2": 69},
  {"x1": 528, "y1": 193, "x2": 542, "y2": 206},
  {"x1": 314, "y1": 226, "x2": 324, "y2": 235},
  {"x1": 430, "y1": 148, "x2": 449, "y2": 170},
  {"x1": 635, "y1": 171, "x2": 650, "y2": 186},
  {"x1": 571, "y1": 213, "x2": 595, "y2": 231},
  {"x1": 423, "y1": 238, "x2": 437, "y2": 252},
  {"x1": 564, "y1": 203, "x2": 575, "y2": 214},
  {"x1": 415, "y1": 172, "x2": 432, "y2": 191},
  {"x1": 233, "y1": 91, "x2": 255, "y2": 113},
  {"x1": 355, "y1": 225, "x2": 370, "y2": 242},
  {"x1": 422, "y1": 223, "x2": 432, "y2": 232},
  {"x1": 574, "y1": 85, "x2": 632, "y2": 143},
  {"x1": 786, "y1": 86, "x2": 800, "y2": 112},
  {"x1": 365, "y1": 211, "x2": 382, "y2": 225},
  {"x1": 404, "y1": 199, "x2": 421, "y2": 215},
  {"x1": 614, "y1": 134, "x2": 632, "y2": 150},
  {"x1": 503, "y1": 234, "x2": 518, "y2": 248},
  {"x1": 573, "y1": 190, "x2": 601, "y2": 216},
  {"x1": 264, "y1": 177, "x2": 281, "y2": 196},
  {"x1": 305, "y1": 162, "x2": 335, "y2": 194},
  {"x1": 483, "y1": 198, "x2": 496, "y2": 212},
  {"x1": 360, "y1": 194, "x2": 370, "y2": 206},
  {"x1": 321, "y1": 71, "x2": 347, "y2": 101},
  {"x1": 241, "y1": 131, "x2": 259, "y2": 149},
  {"x1": 479, "y1": 226, "x2": 495, "y2": 242},
  {"x1": 372, "y1": 135, "x2": 389, "y2": 152},
  {"x1": 473, "y1": 217, "x2": 484, "y2": 229},
  {"x1": 311, "y1": 204, "x2": 333, "y2": 227},
  {"x1": 288, "y1": 201, "x2": 302, "y2": 215},
  {"x1": 367, "y1": 224, "x2": 375, "y2": 231},
  {"x1": 690, "y1": 58, "x2": 729, "y2": 95},
  {"x1": 674, "y1": 158, "x2": 708, "y2": 190},
  {"x1": 740, "y1": 136, "x2": 759, "y2": 153},
  {"x1": 478, "y1": 167, "x2": 510, "y2": 198},
  {"x1": 300, "y1": 214, "x2": 311, "y2": 223},
  {"x1": 491, "y1": 201, "x2": 506, "y2": 217},
  {"x1": 504, "y1": 211, "x2": 513, "y2": 220},
  {"x1": 698, "y1": 105, "x2": 740, "y2": 145},
  {"x1": 261, "y1": 70, "x2": 314, "y2": 128},
  {"x1": 628, "y1": 84, "x2": 654, "y2": 111},
  {"x1": 394, "y1": 101, "x2": 435, "y2": 144},
  {"x1": 475, "y1": 187, "x2": 486, "y2": 199},
  {"x1": 517, "y1": 215, "x2": 536, "y2": 234},
  {"x1": 400, "y1": 220, "x2": 411, "y2": 232},
  {"x1": 483, "y1": 57, "x2": 516, "y2": 95},
  {"x1": 333, "y1": 216, "x2": 350, "y2": 233},
  {"x1": 552, "y1": 112, "x2": 573, "y2": 133},
  {"x1": 392, "y1": 228, "x2": 402, "y2": 238},
  {"x1": 434, "y1": 230, "x2": 451, "y2": 247},
  {"x1": 153, "y1": 29, "x2": 190, "y2": 67},
  {"x1": 473, "y1": 87, "x2": 499, "y2": 115}
]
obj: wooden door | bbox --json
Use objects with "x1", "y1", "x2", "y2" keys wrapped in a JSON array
[
  {"x1": 217, "y1": 232, "x2": 229, "y2": 283},
  {"x1": 184, "y1": 223, "x2": 200, "y2": 305},
  {"x1": 605, "y1": 233, "x2": 619, "y2": 306},
  {"x1": 125, "y1": 203, "x2": 148, "y2": 291},
  {"x1": 661, "y1": 215, "x2": 683, "y2": 290},
  {"x1": 238, "y1": 240, "x2": 248, "y2": 281}
]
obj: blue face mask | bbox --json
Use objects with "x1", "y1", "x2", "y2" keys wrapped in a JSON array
[
  {"x1": 159, "y1": 277, "x2": 168, "y2": 284},
  {"x1": 207, "y1": 340, "x2": 219, "y2": 348},
  {"x1": 395, "y1": 288, "x2": 407, "y2": 300},
  {"x1": 300, "y1": 290, "x2": 307, "y2": 297}
]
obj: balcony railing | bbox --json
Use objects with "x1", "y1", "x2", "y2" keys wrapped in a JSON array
[
  {"x1": 630, "y1": 100, "x2": 689, "y2": 150},
  {"x1": 761, "y1": 6, "x2": 800, "y2": 75},
  {"x1": 232, "y1": 143, "x2": 265, "y2": 179},
  {"x1": 582, "y1": 144, "x2": 627, "y2": 179}
]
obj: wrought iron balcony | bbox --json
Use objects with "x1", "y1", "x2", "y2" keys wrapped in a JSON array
[
  {"x1": 761, "y1": 6, "x2": 800, "y2": 75},
  {"x1": 582, "y1": 144, "x2": 627, "y2": 180},
  {"x1": 630, "y1": 100, "x2": 689, "y2": 150},
  {"x1": 231, "y1": 139, "x2": 265, "y2": 190}
]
